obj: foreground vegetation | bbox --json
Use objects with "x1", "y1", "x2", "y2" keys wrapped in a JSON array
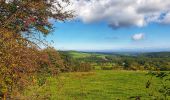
[
  {"x1": 23, "y1": 70, "x2": 170, "y2": 100},
  {"x1": 0, "y1": 0, "x2": 73, "y2": 99}
]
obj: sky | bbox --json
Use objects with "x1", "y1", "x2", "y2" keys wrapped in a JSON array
[{"x1": 47, "y1": 0, "x2": 170, "y2": 52}]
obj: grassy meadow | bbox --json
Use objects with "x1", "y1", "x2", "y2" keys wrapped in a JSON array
[
  {"x1": 63, "y1": 51, "x2": 110, "y2": 58},
  {"x1": 24, "y1": 70, "x2": 169, "y2": 100}
]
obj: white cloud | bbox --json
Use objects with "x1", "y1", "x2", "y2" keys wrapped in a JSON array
[
  {"x1": 69, "y1": 0, "x2": 170, "y2": 28},
  {"x1": 159, "y1": 13, "x2": 170, "y2": 24},
  {"x1": 132, "y1": 33, "x2": 145, "y2": 41}
]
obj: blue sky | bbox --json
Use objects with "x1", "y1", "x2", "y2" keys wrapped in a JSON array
[
  {"x1": 46, "y1": 0, "x2": 170, "y2": 52},
  {"x1": 46, "y1": 21, "x2": 170, "y2": 52}
]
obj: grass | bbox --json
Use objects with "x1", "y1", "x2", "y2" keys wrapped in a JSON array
[
  {"x1": 24, "y1": 70, "x2": 169, "y2": 100},
  {"x1": 67, "y1": 51, "x2": 108, "y2": 59}
]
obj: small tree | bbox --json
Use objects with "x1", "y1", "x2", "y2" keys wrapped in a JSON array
[{"x1": 0, "y1": 0, "x2": 73, "y2": 99}]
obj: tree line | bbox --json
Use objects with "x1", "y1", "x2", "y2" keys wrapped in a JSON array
[{"x1": 66, "y1": 52, "x2": 170, "y2": 71}]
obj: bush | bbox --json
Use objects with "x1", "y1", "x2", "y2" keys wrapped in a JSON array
[
  {"x1": 101, "y1": 66, "x2": 113, "y2": 70},
  {"x1": 71, "y1": 62, "x2": 93, "y2": 72}
]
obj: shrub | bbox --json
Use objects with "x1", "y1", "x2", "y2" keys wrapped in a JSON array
[
  {"x1": 71, "y1": 62, "x2": 93, "y2": 72},
  {"x1": 101, "y1": 66, "x2": 113, "y2": 70}
]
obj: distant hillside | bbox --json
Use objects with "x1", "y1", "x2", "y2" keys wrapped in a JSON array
[
  {"x1": 58, "y1": 51, "x2": 119, "y2": 63},
  {"x1": 59, "y1": 51, "x2": 113, "y2": 58},
  {"x1": 139, "y1": 52, "x2": 170, "y2": 58},
  {"x1": 59, "y1": 50, "x2": 170, "y2": 59},
  {"x1": 59, "y1": 50, "x2": 170, "y2": 71}
]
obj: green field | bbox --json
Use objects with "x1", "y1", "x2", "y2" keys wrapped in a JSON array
[
  {"x1": 24, "y1": 70, "x2": 170, "y2": 100},
  {"x1": 62, "y1": 51, "x2": 109, "y2": 58}
]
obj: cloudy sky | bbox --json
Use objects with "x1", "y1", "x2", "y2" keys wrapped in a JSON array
[{"x1": 47, "y1": 0, "x2": 170, "y2": 52}]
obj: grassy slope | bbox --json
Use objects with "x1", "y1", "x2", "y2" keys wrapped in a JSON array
[
  {"x1": 62, "y1": 51, "x2": 109, "y2": 59},
  {"x1": 68, "y1": 51, "x2": 92, "y2": 58},
  {"x1": 62, "y1": 51, "x2": 170, "y2": 58},
  {"x1": 24, "y1": 70, "x2": 169, "y2": 100}
]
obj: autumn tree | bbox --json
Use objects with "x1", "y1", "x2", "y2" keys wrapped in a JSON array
[{"x1": 0, "y1": 0, "x2": 73, "y2": 99}]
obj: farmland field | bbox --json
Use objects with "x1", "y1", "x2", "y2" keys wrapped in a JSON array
[{"x1": 24, "y1": 70, "x2": 170, "y2": 100}]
